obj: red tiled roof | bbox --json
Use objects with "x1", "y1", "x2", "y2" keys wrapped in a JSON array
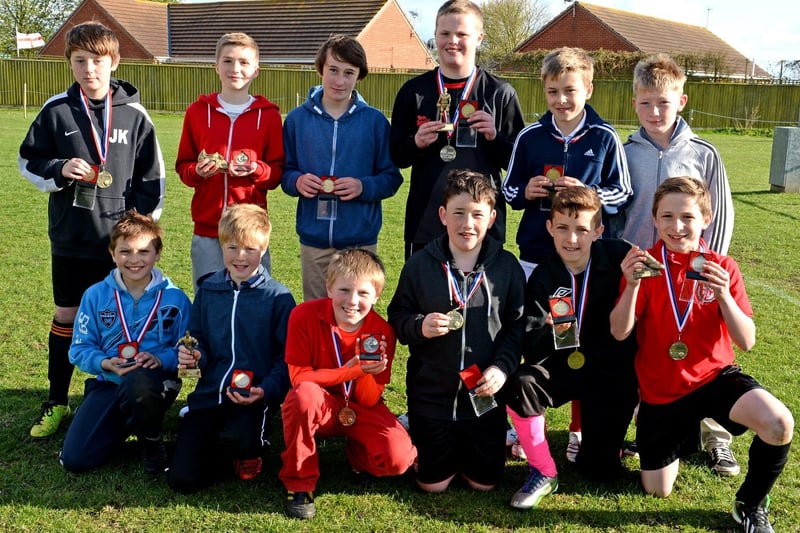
[
  {"x1": 97, "y1": 0, "x2": 168, "y2": 58},
  {"x1": 167, "y1": 0, "x2": 388, "y2": 62},
  {"x1": 517, "y1": 2, "x2": 769, "y2": 78}
]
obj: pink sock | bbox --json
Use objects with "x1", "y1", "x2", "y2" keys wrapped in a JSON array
[{"x1": 507, "y1": 406, "x2": 557, "y2": 477}]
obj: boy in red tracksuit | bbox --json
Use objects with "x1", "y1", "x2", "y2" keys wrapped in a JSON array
[
  {"x1": 279, "y1": 249, "x2": 416, "y2": 520},
  {"x1": 175, "y1": 32, "x2": 284, "y2": 289}
]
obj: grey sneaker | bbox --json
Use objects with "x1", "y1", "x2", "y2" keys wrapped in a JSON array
[
  {"x1": 566, "y1": 431, "x2": 581, "y2": 463},
  {"x1": 710, "y1": 444, "x2": 740, "y2": 476},
  {"x1": 733, "y1": 495, "x2": 774, "y2": 533},
  {"x1": 510, "y1": 467, "x2": 558, "y2": 510}
]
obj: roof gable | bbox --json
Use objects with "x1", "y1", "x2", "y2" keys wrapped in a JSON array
[
  {"x1": 168, "y1": 0, "x2": 387, "y2": 62},
  {"x1": 517, "y1": 2, "x2": 768, "y2": 78}
]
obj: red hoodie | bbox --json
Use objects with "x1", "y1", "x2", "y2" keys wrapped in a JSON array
[{"x1": 176, "y1": 93, "x2": 284, "y2": 237}]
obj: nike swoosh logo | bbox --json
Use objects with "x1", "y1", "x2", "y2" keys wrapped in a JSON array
[{"x1": 65, "y1": 130, "x2": 79, "y2": 136}]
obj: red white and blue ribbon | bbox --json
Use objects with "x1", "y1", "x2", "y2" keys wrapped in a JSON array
[
  {"x1": 567, "y1": 257, "x2": 592, "y2": 339},
  {"x1": 443, "y1": 262, "x2": 484, "y2": 308},
  {"x1": 436, "y1": 66, "x2": 477, "y2": 139},
  {"x1": 114, "y1": 289, "x2": 163, "y2": 345},
  {"x1": 661, "y1": 244, "x2": 704, "y2": 337},
  {"x1": 79, "y1": 87, "x2": 112, "y2": 169},
  {"x1": 330, "y1": 328, "x2": 352, "y2": 401}
]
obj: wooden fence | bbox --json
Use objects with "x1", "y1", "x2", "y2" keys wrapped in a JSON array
[{"x1": 2, "y1": 58, "x2": 799, "y2": 129}]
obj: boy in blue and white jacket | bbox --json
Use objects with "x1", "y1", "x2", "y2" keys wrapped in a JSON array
[
  {"x1": 501, "y1": 47, "x2": 632, "y2": 279},
  {"x1": 62, "y1": 211, "x2": 190, "y2": 476},
  {"x1": 168, "y1": 204, "x2": 295, "y2": 493},
  {"x1": 281, "y1": 35, "x2": 402, "y2": 301}
]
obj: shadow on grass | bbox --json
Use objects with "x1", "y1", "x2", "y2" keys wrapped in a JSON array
[
  {"x1": 732, "y1": 190, "x2": 800, "y2": 222},
  {"x1": 0, "y1": 389, "x2": 740, "y2": 531}
]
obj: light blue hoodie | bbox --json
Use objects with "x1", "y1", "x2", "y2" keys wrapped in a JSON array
[{"x1": 281, "y1": 86, "x2": 403, "y2": 248}]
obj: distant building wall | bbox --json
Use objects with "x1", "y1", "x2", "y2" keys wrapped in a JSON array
[{"x1": 358, "y1": 2, "x2": 434, "y2": 70}]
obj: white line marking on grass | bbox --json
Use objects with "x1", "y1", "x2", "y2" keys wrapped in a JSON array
[{"x1": 746, "y1": 277, "x2": 800, "y2": 307}]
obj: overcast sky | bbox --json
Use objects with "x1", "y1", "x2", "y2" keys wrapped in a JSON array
[{"x1": 398, "y1": 0, "x2": 800, "y2": 72}]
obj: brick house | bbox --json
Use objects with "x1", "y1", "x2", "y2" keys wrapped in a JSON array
[
  {"x1": 40, "y1": 0, "x2": 435, "y2": 71},
  {"x1": 516, "y1": 1, "x2": 769, "y2": 79}
]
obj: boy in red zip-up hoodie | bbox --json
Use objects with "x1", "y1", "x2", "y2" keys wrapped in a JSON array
[{"x1": 176, "y1": 32, "x2": 284, "y2": 290}]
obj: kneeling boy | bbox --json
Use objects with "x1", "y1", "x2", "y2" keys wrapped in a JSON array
[
  {"x1": 279, "y1": 249, "x2": 416, "y2": 520},
  {"x1": 63, "y1": 211, "x2": 190, "y2": 476},
  {"x1": 611, "y1": 177, "x2": 793, "y2": 532}
]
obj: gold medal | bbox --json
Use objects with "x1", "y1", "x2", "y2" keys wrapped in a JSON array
[
  {"x1": 440, "y1": 145, "x2": 457, "y2": 162},
  {"x1": 567, "y1": 350, "x2": 585, "y2": 370},
  {"x1": 338, "y1": 405, "x2": 357, "y2": 427},
  {"x1": 446, "y1": 309, "x2": 464, "y2": 330},
  {"x1": 461, "y1": 102, "x2": 476, "y2": 118},
  {"x1": 545, "y1": 167, "x2": 562, "y2": 180},
  {"x1": 321, "y1": 177, "x2": 336, "y2": 194},
  {"x1": 96, "y1": 170, "x2": 113, "y2": 188},
  {"x1": 552, "y1": 299, "x2": 571, "y2": 316},
  {"x1": 84, "y1": 166, "x2": 97, "y2": 184},
  {"x1": 669, "y1": 341, "x2": 688, "y2": 360}
]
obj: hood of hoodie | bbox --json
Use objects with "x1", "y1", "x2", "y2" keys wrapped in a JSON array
[
  {"x1": 627, "y1": 115, "x2": 693, "y2": 148},
  {"x1": 302, "y1": 85, "x2": 368, "y2": 120},
  {"x1": 68, "y1": 78, "x2": 140, "y2": 108}
]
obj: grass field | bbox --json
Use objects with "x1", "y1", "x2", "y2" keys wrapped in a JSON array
[{"x1": 0, "y1": 107, "x2": 798, "y2": 532}]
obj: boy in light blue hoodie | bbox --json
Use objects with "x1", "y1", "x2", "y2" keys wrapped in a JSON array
[
  {"x1": 281, "y1": 34, "x2": 403, "y2": 301},
  {"x1": 62, "y1": 211, "x2": 190, "y2": 476}
]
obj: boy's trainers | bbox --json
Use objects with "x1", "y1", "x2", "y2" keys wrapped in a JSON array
[
  {"x1": 510, "y1": 467, "x2": 558, "y2": 510},
  {"x1": 397, "y1": 412, "x2": 410, "y2": 431},
  {"x1": 141, "y1": 439, "x2": 167, "y2": 476},
  {"x1": 286, "y1": 491, "x2": 315, "y2": 519},
  {"x1": 234, "y1": 457, "x2": 263, "y2": 481},
  {"x1": 566, "y1": 431, "x2": 581, "y2": 463},
  {"x1": 709, "y1": 444, "x2": 740, "y2": 476},
  {"x1": 623, "y1": 440, "x2": 640, "y2": 458},
  {"x1": 733, "y1": 495, "x2": 774, "y2": 533},
  {"x1": 30, "y1": 401, "x2": 70, "y2": 438}
]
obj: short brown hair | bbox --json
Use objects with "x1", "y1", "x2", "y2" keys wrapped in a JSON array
[
  {"x1": 315, "y1": 35, "x2": 368, "y2": 80},
  {"x1": 109, "y1": 210, "x2": 162, "y2": 253},
  {"x1": 325, "y1": 248, "x2": 386, "y2": 296},
  {"x1": 65, "y1": 22, "x2": 119, "y2": 62},
  {"x1": 218, "y1": 204, "x2": 271, "y2": 250},
  {"x1": 442, "y1": 169, "x2": 496, "y2": 208},
  {"x1": 436, "y1": 0, "x2": 484, "y2": 30},
  {"x1": 541, "y1": 47, "x2": 594, "y2": 87},
  {"x1": 652, "y1": 177, "x2": 712, "y2": 219},
  {"x1": 215, "y1": 32, "x2": 259, "y2": 62},
  {"x1": 633, "y1": 53, "x2": 686, "y2": 94},
  {"x1": 551, "y1": 187, "x2": 602, "y2": 228}
]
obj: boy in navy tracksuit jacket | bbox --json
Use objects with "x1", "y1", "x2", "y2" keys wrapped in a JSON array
[
  {"x1": 62, "y1": 211, "x2": 189, "y2": 476},
  {"x1": 281, "y1": 35, "x2": 402, "y2": 301},
  {"x1": 501, "y1": 48, "x2": 631, "y2": 279},
  {"x1": 168, "y1": 204, "x2": 295, "y2": 493}
]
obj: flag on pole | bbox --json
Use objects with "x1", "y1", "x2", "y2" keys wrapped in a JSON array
[{"x1": 16, "y1": 32, "x2": 45, "y2": 50}]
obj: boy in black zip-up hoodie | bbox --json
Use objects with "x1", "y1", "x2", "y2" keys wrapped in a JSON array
[{"x1": 388, "y1": 169, "x2": 525, "y2": 493}]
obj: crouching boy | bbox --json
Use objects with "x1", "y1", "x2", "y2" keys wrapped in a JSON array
[{"x1": 279, "y1": 249, "x2": 416, "y2": 519}]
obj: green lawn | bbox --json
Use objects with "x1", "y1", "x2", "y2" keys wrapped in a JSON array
[{"x1": 0, "y1": 108, "x2": 798, "y2": 532}]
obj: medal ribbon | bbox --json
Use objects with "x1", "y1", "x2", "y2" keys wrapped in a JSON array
[
  {"x1": 114, "y1": 289, "x2": 163, "y2": 345},
  {"x1": 661, "y1": 243, "x2": 704, "y2": 337},
  {"x1": 79, "y1": 88, "x2": 113, "y2": 169},
  {"x1": 442, "y1": 262, "x2": 484, "y2": 308},
  {"x1": 330, "y1": 328, "x2": 353, "y2": 401},
  {"x1": 567, "y1": 257, "x2": 592, "y2": 338},
  {"x1": 436, "y1": 66, "x2": 477, "y2": 140}
]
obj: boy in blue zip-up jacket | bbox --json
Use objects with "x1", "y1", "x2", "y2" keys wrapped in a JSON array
[
  {"x1": 501, "y1": 47, "x2": 632, "y2": 280},
  {"x1": 168, "y1": 204, "x2": 295, "y2": 493},
  {"x1": 281, "y1": 35, "x2": 403, "y2": 301},
  {"x1": 62, "y1": 211, "x2": 190, "y2": 476}
]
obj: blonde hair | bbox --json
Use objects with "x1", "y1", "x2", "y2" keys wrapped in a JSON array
[
  {"x1": 325, "y1": 248, "x2": 386, "y2": 296},
  {"x1": 633, "y1": 53, "x2": 686, "y2": 94},
  {"x1": 215, "y1": 32, "x2": 259, "y2": 62},
  {"x1": 218, "y1": 204, "x2": 271, "y2": 250},
  {"x1": 541, "y1": 47, "x2": 594, "y2": 87}
]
